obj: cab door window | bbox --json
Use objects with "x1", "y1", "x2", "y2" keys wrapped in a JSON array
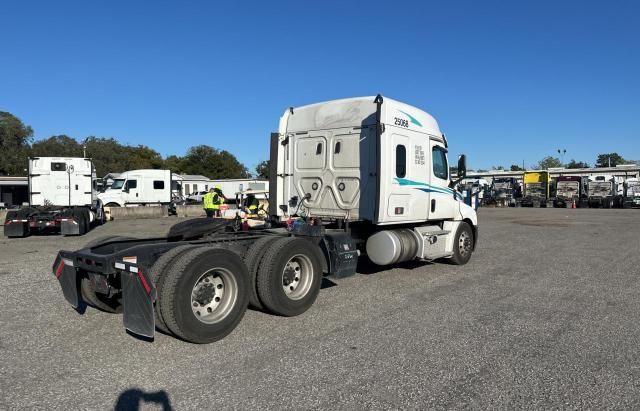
[{"x1": 432, "y1": 146, "x2": 448, "y2": 180}]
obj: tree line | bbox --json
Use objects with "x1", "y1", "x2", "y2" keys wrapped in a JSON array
[
  {"x1": 0, "y1": 111, "x2": 254, "y2": 179},
  {"x1": 2, "y1": 110, "x2": 636, "y2": 178}
]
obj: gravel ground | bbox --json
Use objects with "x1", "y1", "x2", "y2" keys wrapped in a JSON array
[{"x1": 1, "y1": 208, "x2": 640, "y2": 410}]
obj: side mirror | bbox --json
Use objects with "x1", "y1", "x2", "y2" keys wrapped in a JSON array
[
  {"x1": 458, "y1": 154, "x2": 467, "y2": 178},
  {"x1": 122, "y1": 186, "x2": 129, "y2": 193}
]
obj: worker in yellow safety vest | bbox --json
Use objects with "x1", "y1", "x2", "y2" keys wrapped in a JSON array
[
  {"x1": 245, "y1": 193, "x2": 259, "y2": 214},
  {"x1": 203, "y1": 186, "x2": 224, "y2": 218}
]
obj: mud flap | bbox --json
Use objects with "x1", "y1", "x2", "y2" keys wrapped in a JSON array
[
  {"x1": 53, "y1": 253, "x2": 79, "y2": 308},
  {"x1": 61, "y1": 220, "x2": 80, "y2": 236},
  {"x1": 119, "y1": 263, "x2": 156, "y2": 339},
  {"x1": 4, "y1": 221, "x2": 29, "y2": 238}
]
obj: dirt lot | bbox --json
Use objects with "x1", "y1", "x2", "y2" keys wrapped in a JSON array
[{"x1": 1, "y1": 209, "x2": 640, "y2": 409}]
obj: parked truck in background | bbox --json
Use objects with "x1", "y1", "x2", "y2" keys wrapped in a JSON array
[
  {"x1": 487, "y1": 177, "x2": 520, "y2": 207},
  {"x1": 4, "y1": 157, "x2": 105, "y2": 238},
  {"x1": 623, "y1": 178, "x2": 640, "y2": 208},
  {"x1": 554, "y1": 176, "x2": 588, "y2": 208},
  {"x1": 51, "y1": 95, "x2": 478, "y2": 344},
  {"x1": 520, "y1": 171, "x2": 551, "y2": 207},
  {"x1": 587, "y1": 175, "x2": 621, "y2": 208},
  {"x1": 98, "y1": 169, "x2": 173, "y2": 208}
]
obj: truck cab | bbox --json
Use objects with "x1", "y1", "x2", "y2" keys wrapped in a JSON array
[
  {"x1": 271, "y1": 95, "x2": 477, "y2": 265},
  {"x1": 587, "y1": 175, "x2": 618, "y2": 208},
  {"x1": 623, "y1": 178, "x2": 640, "y2": 208},
  {"x1": 554, "y1": 176, "x2": 588, "y2": 208},
  {"x1": 99, "y1": 169, "x2": 172, "y2": 207},
  {"x1": 521, "y1": 171, "x2": 551, "y2": 207}
]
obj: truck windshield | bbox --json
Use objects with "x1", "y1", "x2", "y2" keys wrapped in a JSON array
[
  {"x1": 556, "y1": 181, "x2": 578, "y2": 196},
  {"x1": 589, "y1": 182, "x2": 611, "y2": 197},
  {"x1": 111, "y1": 179, "x2": 125, "y2": 190},
  {"x1": 526, "y1": 183, "x2": 545, "y2": 197}
]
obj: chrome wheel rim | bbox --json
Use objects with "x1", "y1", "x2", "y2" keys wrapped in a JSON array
[
  {"x1": 190, "y1": 268, "x2": 237, "y2": 324},
  {"x1": 459, "y1": 230, "x2": 472, "y2": 256},
  {"x1": 282, "y1": 254, "x2": 313, "y2": 300}
]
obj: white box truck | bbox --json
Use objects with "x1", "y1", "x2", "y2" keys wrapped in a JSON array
[
  {"x1": 4, "y1": 157, "x2": 105, "y2": 237},
  {"x1": 52, "y1": 95, "x2": 478, "y2": 343},
  {"x1": 98, "y1": 169, "x2": 173, "y2": 207}
]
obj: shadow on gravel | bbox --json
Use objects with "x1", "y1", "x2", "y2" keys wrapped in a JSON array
[{"x1": 115, "y1": 388, "x2": 172, "y2": 411}]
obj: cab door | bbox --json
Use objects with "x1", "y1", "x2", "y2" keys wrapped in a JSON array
[
  {"x1": 124, "y1": 178, "x2": 139, "y2": 203},
  {"x1": 428, "y1": 140, "x2": 457, "y2": 220}
]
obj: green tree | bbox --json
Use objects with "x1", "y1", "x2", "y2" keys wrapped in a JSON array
[
  {"x1": 164, "y1": 155, "x2": 185, "y2": 174},
  {"x1": 535, "y1": 156, "x2": 563, "y2": 170},
  {"x1": 0, "y1": 111, "x2": 33, "y2": 175},
  {"x1": 31, "y1": 135, "x2": 82, "y2": 158},
  {"x1": 510, "y1": 164, "x2": 525, "y2": 171},
  {"x1": 566, "y1": 159, "x2": 589, "y2": 169},
  {"x1": 255, "y1": 160, "x2": 270, "y2": 179},
  {"x1": 180, "y1": 145, "x2": 249, "y2": 179},
  {"x1": 595, "y1": 153, "x2": 626, "y2": 168}
]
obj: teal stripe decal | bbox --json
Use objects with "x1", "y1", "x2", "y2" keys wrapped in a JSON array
[
  {"x1": 395, "y1": 178, "x2": 463, "y2": 200},
  {"x1": 398, "y1": 110, "x2": 423, "y2": 127}
]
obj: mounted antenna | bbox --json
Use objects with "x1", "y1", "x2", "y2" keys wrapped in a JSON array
[{"x1": 289, "y1": 107, "x2": 294, "y2": 115}]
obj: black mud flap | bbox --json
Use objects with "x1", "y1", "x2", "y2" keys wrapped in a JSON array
[
  {"x1": 4, "y1": 221, "x2": 29, "y2": 238},
  {"x1": 322, "y1": 233, "x2": 358, "y2": 278},
  {"x1": 61, "y1": 220, "x2": 81, "y2": 236},
  {"x1": 53, "y1": 253, "x2": 79, "y2": 308},
  {"x1": 119, "y1": 262, "x2": 156, "y2": 339}
]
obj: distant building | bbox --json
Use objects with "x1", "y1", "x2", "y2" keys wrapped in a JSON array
[{"x1": 0, "y1": 176, "x2": 28, "y2": 207}]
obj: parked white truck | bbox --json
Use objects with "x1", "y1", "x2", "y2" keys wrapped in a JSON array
[
  {"x1": 587, "y1": 175, "x2": 622, "y2": 208},
  {"x1": 98, "y1": 169, "x2": 173, "y2": 207},
  {"x1": 623, "y1": 178, "x2": 640, "y2": 208},
  {"x1": 4, "y1": 157, "x2": 105, "y2": 237},
  {"x1": 52, "y1": 96, "x2": 478, "y2": 343}
]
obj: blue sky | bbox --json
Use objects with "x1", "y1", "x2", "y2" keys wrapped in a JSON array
[{"x1": 1, "y1": 0, "x2": 638, "y2": 172}]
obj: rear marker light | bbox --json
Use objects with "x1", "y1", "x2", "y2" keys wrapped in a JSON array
[
  {"x1": 55, "y1": 261, "x2": 65, "y2": 279},
  {"x1": 137, "y1": 269, "x2": 152, "y2": 294}
]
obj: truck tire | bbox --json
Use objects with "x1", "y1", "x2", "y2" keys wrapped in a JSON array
[
  {"x1": 256, "y1": 237, "x2": 323, "y2": 317},
  {"x1": 149, "y1": 245, "x2": 201, "y2": 335},
  {"x1": 80, "y1": 278, "x2": 122, "y2": 313},
  {"x1": 80, "y1": 236, "x2": 136, "y2": 313},
  {"x1": 449, "y1": 222, "x2": 474, "y2": 265},
  {"x1": 159, "y1": 247, "x2": 250, "y2": 344},
  {"x1": 242, "y1": 235, "x2": 276, "y2": 310}
]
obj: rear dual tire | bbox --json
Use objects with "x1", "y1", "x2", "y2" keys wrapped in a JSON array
[
  {"x1": 159, "y1": 247, "x2": 250, "y2": 344},
  {"x1": 255, "y1": 237, "x2": 323, "y2": 317}
]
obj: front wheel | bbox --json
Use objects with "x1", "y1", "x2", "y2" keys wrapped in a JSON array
[{"x1": 449, "y1": 222, "x2": 474, "y2": 265}]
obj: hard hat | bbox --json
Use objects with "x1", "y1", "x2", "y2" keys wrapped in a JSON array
[{"x1": 215, "y1": 184, "x2": 222, "y2": 189}]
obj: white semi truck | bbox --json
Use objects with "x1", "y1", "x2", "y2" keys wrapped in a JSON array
[
  {"x1": 4, "y1": 157, "x2": 105, "y2": 237},
  {"x1": 587, "y1": 175, "x2": 622, "y2": 208},
  {"x1": 98, "y1": 169, "x2": 173, "y2": 207},
  {"x1": 623, "y1": 178, "x2": 640, "y2": 208},
  {"x1": 52, "y1": 96, "x2": 478, "y2": 344}
]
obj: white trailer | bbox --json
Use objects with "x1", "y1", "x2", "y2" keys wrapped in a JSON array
[
  {"x1": 52, "y1": 95, "x2": 478, "y2": 343},
  {"x1": 98, "y1": 169, "x2": 172, "y2": 207},
  {"x1": 4, "y1": 157, "x2": 105, "y2": 237},
  {"x1": 623, "y1": 178, "x2": 640, "y2": 208},
  {"x1": 587, "y1": 175, "x2": 621, "y2": 208}
]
